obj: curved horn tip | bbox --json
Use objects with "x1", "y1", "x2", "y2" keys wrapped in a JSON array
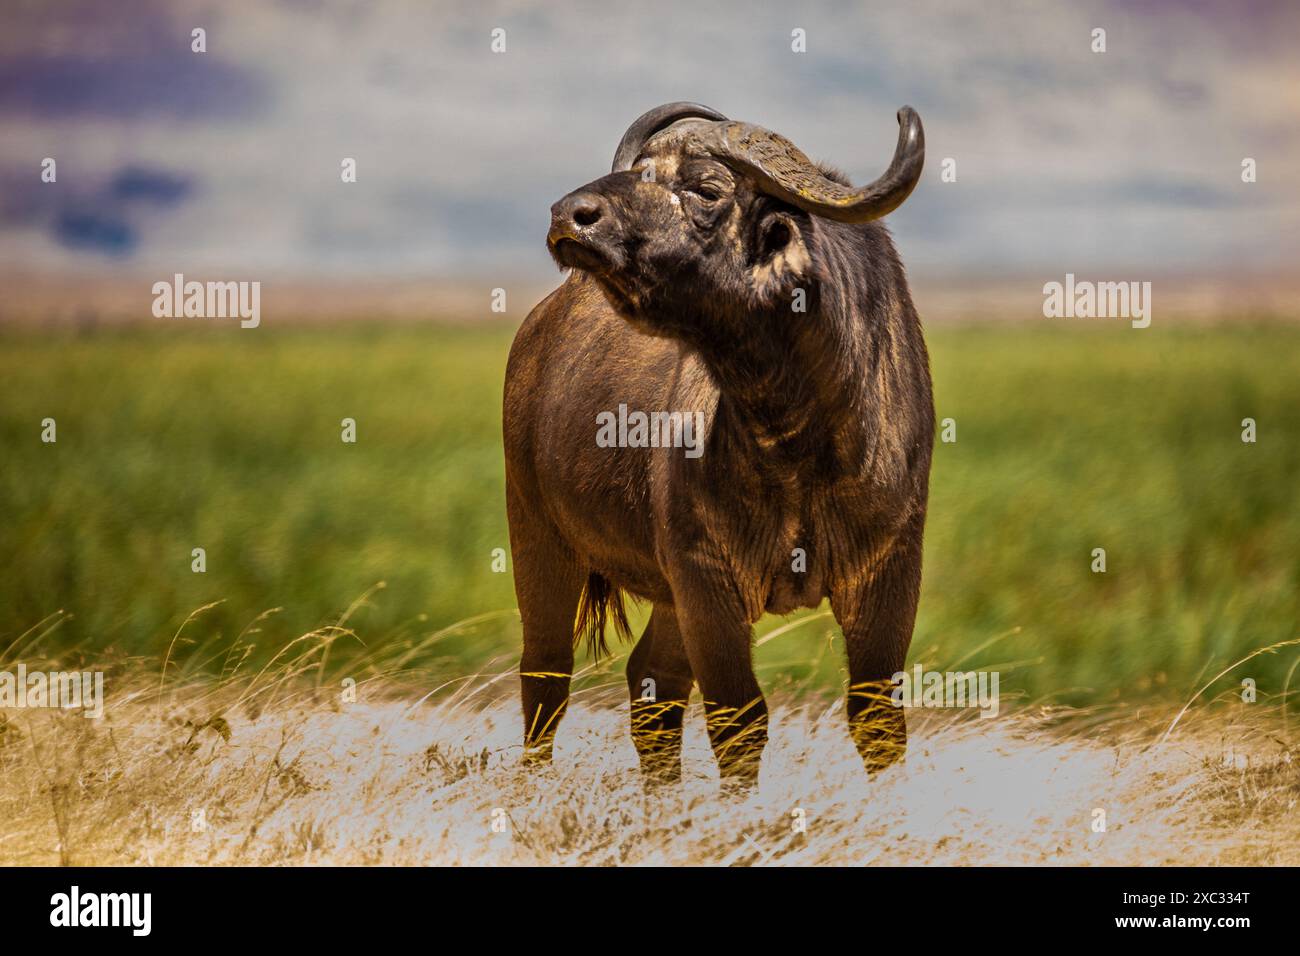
[{"x1": 897, "y1": 106, "x2": 922, "y2": 136}]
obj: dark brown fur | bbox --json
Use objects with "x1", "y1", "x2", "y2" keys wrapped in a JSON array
[{"x1": 504, "y1": 114, "x2": 933, "y2": 785}]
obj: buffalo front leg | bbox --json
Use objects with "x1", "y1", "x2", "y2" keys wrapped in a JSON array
[
  {"x1": 626, "y1": 604, "x2": 694, "y2": 782},
  {"x1": 673, "y1": 585, "x2": 767, "y2": 788},
  {"x1": 832, "y1": 520, "x2": 924, "y2": 775},
  {"x1": 507, "y1": 489, "x2": 583, "y2": 765}
]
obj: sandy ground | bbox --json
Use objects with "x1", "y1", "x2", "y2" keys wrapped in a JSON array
[{"x1": 2, "y1": 673, "x2": 1296, "y2": 866}]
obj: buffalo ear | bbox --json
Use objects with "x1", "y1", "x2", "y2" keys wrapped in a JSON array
[{"x1": 750, "y1": 211, "x2": 810, "y2": 303}]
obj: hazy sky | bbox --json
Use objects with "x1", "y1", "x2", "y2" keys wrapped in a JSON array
[{"x1": 1, "y1": 0, "x2": 1297, "y2": 281}]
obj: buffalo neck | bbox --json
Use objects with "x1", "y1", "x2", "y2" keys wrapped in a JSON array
[
  {"x1": 704, "y1": 224, "x2": 915, "y2": 475},
  {"x1": 697, "y1": 298, "x2": 883, "y2": 472}
]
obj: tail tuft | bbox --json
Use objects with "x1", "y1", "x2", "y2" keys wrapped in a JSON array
[{"x1": 574, "y1": 572, "x2": 634, "y2": 660}]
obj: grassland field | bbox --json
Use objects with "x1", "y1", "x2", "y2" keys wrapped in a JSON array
[{"x1": 1, "y1": 318, "x2": 1298, "y2": 711}]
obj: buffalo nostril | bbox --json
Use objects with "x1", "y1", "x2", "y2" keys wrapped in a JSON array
[{"x1": 572, "y1": 201, "x2": 603, "y2": 227}]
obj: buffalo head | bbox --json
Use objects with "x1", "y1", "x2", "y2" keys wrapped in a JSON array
[{"x1": 547, "y1": 102, "x2": 924, "y2": 340}]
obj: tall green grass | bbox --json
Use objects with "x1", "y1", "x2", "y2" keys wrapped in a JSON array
[{"x1": 2, "y1": 320, "x2": 1297, "y2": 706}]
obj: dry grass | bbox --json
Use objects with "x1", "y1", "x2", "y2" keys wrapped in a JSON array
[{"x1": 2, "y1": 649, "x2": 1298, "y2": 867}]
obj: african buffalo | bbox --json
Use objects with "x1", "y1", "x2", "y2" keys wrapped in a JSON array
[{"x1": 504, "y1": 102, "x2": 933, "y2": 786}]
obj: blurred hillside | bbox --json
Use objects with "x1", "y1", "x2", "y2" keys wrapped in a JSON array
[{"x1": 3, "y1": 272, "x2": 1300, "y2": 325}]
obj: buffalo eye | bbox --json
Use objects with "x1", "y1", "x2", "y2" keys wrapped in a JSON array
[{"x1": 685, "y1": 184, "x2": 723, "y2": 203}]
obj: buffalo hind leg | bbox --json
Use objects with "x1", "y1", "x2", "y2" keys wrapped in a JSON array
[
  {"x1": 626, "y1": 604, "x2": 694, "y2": 782},
  {"x1": 832, "y1": 519, "x2": 924, "y2": 775},
  {"x1": 509, "y1": 491, "x2": 583, "y2": 765}
]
